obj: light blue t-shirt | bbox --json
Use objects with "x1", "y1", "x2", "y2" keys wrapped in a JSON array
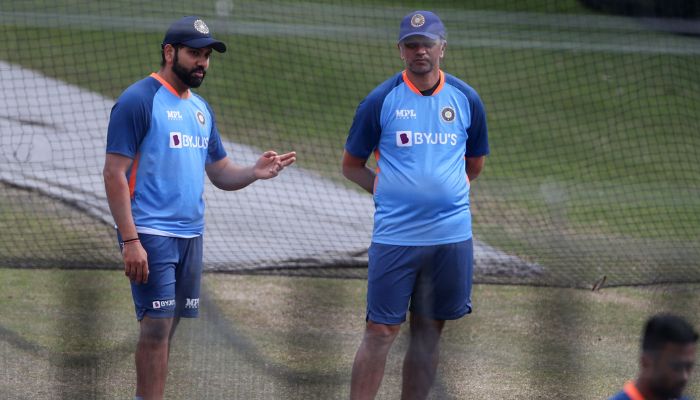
[
  {"x1": 345, "y1": 70, "x2": 489, "y2": 246},
  {"x1": 106, "y1": 73, "x2": 227, "y2": 237}
]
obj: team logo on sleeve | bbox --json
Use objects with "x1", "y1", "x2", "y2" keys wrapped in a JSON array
[
  {"x1": 440, "y1": 106, "x2": 456, "y2": 123},
  {"x1": 196, "y1": 111, "x2": 206, "y2": 126},
  {"x1": 396, "y1": 131, "x2": 413, "y2": 147},
  {"x1": 411, "y1": 14, "x2": 425, "y2": 27}
]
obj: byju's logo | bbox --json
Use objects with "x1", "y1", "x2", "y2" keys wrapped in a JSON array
[
  {"x1": 396, "y1": 131, "x2": 458, "y2": 147},
  {"x1": 169, "y1": 132, "x2": 208, "y2": 149},
  {"x1": 170, "y1": 132, "x2": 183, "y2": 148},
  {"x1": 167, "y1": 110, "x2": 183, "y2": 120},
  {"x1": 395, "y1": 109, "x2": 417, "y2": 119},
  {"x1": 152, "y1": 299, "x2": 176, "y2": 309},
  {"x1": 396, "y1": 131, "x2": 412, "y2": 147}
]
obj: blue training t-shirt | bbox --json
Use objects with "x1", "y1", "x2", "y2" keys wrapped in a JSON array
[
  {"x1": 106, "y1": 73, "x2": 227, "y2": 237},
  {"x1": 608, "y1": 381, "x2": 691, "y2": 400},
  {"x1": 609, "y1": 381, "x2": 692, "y2": 400},
  {"x1": 345, "y1": 70, "x2": 489, "y2": 246}
]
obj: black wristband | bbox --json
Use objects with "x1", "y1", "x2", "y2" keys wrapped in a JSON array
[{"x1": 122, "y1": 237, "x2": 140, "y2": 244}]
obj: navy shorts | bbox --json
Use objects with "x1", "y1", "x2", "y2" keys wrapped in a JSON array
[
  {"x1": 366, "y1": 239, "x2": 473, "y2": 325},
  {"x1": 118, "y1": 233, "x2": 203, "y2": 321}
]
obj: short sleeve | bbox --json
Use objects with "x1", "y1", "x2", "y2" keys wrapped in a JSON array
[
  {"x1": 106, "y1": 89, "x2": 151, "y2": 158},
  {"x1": 465, "y1": 91, "x2": 489, "y2": 158},
  {"x1": 345, "y1": 96, "x2": 382, "y2": 159},
  {"x1": 344, "y1": 74, "x2": 402, "y2": 159},
  {"x1": 204, "y1": 104, "x2": 227, "y2": 164}
]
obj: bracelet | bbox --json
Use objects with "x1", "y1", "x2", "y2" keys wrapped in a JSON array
[{"x1": 122, "y1": 238, "x2": 140, "y2": 244}]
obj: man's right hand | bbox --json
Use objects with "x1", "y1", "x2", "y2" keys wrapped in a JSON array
[
  {"x1": 122, "y1": 241, "x2": 149, "y2": 284},
  {"x1": 341, "y1": 150, "x2": 376, "y2": 194}
]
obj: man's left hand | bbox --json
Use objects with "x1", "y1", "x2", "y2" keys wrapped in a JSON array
[{"x1": 254, "y1": 151, "x2": 296, "y2": 179}]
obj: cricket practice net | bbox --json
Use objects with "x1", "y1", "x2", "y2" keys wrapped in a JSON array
[{"x1": 1, "y1": 0, "x2": 698, "y2": 287}]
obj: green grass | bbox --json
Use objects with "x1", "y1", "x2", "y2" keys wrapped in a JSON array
[
  {"x1": 0, "y1": 1, "x2": 698, "y2": 283},
  {"x1": 2, "y1": 268, "x2": 699, "y2": 399},
  {"x1": 0, "y1": 184, "x2": 119, "y2": 267},
  {"x1": 1, "y1": 3, "x2": 697, "y2": 397}
]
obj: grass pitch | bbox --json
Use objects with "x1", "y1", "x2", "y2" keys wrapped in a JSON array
[
  {"x1": 0, "y1": 2, "x2": 698, "y2": 398},
  {"x1": 1, "y1": 0, "x2": 698, "y2": 285},
  {"x1": 1, "y1": 268, "x2": 699, "y2": 399}
]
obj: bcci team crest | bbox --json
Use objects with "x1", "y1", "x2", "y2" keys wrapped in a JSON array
[
  {"x1": 440, "y1": 106, "x2": 455, "y2": 123},
  {"x1": 410, "y1": 14, "x2": 425, "y2": 28},
  {"x1": 196, "y1": 111, "x2": 206, "y2": 125},
  {"x1": 194, "y1": 19, "x2": 209, "y2": 34}
]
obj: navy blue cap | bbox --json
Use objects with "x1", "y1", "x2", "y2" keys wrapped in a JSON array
[
  {"x1": 398, "y1": 11, "x2": 446, "y2": 43},
  {"x1": 162, "y1": 16, "x2": 227, "y2": 53}
]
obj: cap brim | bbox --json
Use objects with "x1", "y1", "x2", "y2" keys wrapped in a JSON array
[
  {"x1": 398, "y1": 32, "x2": 442, "y2": 43},
  {"x1": 181, "y1": 37, "x2": 227, "y2": 53}
]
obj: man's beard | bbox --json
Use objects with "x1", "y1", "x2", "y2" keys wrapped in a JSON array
[
  {"x1": 407, "y1": 59, "x2": 434, "y2": 75},
  {"x1": 172, "y1": 50, "x2": 206, "y2": 88},
  {"x1": 650, "y1": 380, "x2": 686, "y2": 399}
]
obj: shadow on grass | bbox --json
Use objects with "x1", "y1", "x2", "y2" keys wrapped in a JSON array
[
  {"x1": 54, "y1": 273, "x2": 130, "y2": 399},
  {"x1": 0, "y1": 298, "x2": 133, "y2": 399},
  {"x1": 189, "y1": 288, "x2": 350, "y2": 396}
]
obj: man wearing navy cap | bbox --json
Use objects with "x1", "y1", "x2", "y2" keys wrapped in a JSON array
[
  {"x1": 343, "y1": 10, "x2": 489, "y2": 399},
  {"x1": 103, "y1": 16, "x2": 295, "y2": 400}
]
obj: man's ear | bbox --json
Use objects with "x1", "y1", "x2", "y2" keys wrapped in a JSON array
[{"x1": 163, "y1": 44, "x2": 176, "y2": 64}]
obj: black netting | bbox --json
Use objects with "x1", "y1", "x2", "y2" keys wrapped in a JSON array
[{"x1": 1, "y1": 0, "x2": 698, "y2": 287}]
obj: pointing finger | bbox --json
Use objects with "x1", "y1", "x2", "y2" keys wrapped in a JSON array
[
  {"x1": 281, "y1": 157, "x2": 296, "y2": 167},
  {"x1": 278, "y1": 151, "x2": 296, "y2": 160}
]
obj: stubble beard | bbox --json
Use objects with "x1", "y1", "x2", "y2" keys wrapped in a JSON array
[
  {"x1": 650, "y1": 379, "x2": 685, "y2": 399},
  {"x1": 407, "y1": 59, "x2": 434, "y2": 76}
]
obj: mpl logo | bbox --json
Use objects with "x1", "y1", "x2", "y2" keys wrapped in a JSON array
[
  {"x1": 170, "y1": 132, "x2": 183, "y2": 148},
  {"x1": 395, "y1": 109, "x2": 417, "y2": 119},
  {"x1": 396, "y1": 131, "x2": 413, "y2": 147},
  {"x1": 185, "y1": 298, "x2": 200, "y2": 309},
  {"x1": 167, "y1": 110, "x2": 183, "y2": 121}
]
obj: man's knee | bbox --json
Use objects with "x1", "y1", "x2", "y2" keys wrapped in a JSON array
[
  {"x1": 139, "y1": 317, "x2": 173, "y2": 345},
  {"x1": 364, "y1": 321, "x2": 401, "y2": 346},
  {"x1": 408, "y1": 315, "x2": 445, "y2": 350},
  {"x1": 410, "y1": 314, "x2": 445, "y2": 335}
]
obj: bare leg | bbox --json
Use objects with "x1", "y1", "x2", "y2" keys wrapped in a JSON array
[
  {"x1": 167, "y1": 316, "x2": 180, "y2": 361},
  {"x1": 401, "y1": 313, "x2": 445, "y2": 400},
  {"x1": 135, "y1": 316, "x2": 174, "y2": 400},
  {"x1": 350, "y1": 321, "x2": 401, "y2": 400}
]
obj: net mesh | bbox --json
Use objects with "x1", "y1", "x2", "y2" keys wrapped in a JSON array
[{"x1": 1, "y1": 0, "x2": 698, "y2": 287}]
